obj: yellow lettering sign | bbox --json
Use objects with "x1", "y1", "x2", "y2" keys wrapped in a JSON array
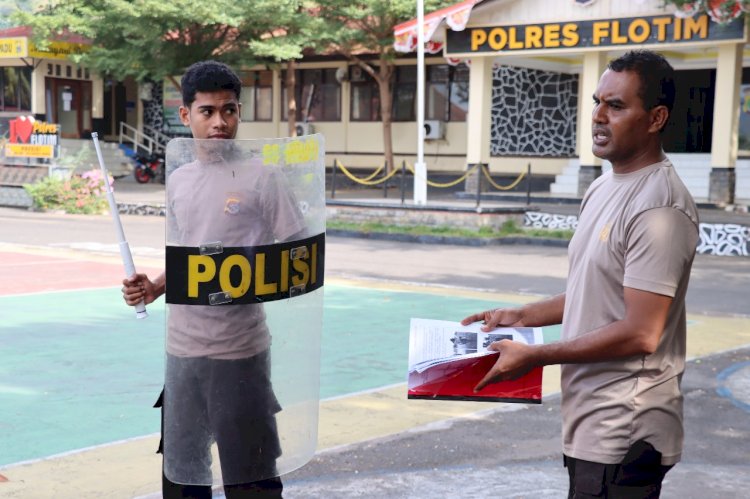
[
  {"x1": 218, "y1": 254, "x2": 252, "y2": 298},
  {"x1": 544, "y1": 24, "x2": 561, "y2": 48},
  {"x1": 3, "y1": 144, "x2": 55, "y2": 159},
  {"x1": 488, "y1": 27, "x2": 507, "y2": 50},
  {"x1": 292, "y1": 257, "x2": 310, "y2": 287},
  {"x1": 525, "y1": 25, "x2": 543, "y2": 49},
  {"x1": 188, "y1": 255, "x2": 217, "y2": 298},
  {"x1": 628, "y1": 18, "x2": 651, "y2": 44},
  {"x1": 683, "y1": 15, "x2": 708, "y2": 39},
  {"x1": 183, "y1": 240, "x2": 320, "y2": 302},
  {"x1": 508, "y1": 27, "x2": 523, "y2": 50},
  {"x1": 561, "y1": 24, "x2": 579, "y2": 47},
  {"x1": 611, "y1": 21, "x2": 628, "y2": 44},
  {"x1": 652, "y1": 17, "x2": 671, "y2": 41},
  {"x1": 471, "y1": 29, "x2": 487, "y2": 51},
  {"x1": 593, "y1": 21, "x2": 610, "y2": 45},
  {"x1": 453, "y1": 14, "x2": 741, "y2": 54},
  {"x1": 0, "y1": 37, "x2": 28, "y2": 58},
  {"x1": 254, "y1": 253, "x2": 277, "y2": 295}
]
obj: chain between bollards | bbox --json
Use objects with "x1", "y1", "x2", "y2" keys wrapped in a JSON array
[
  {"x1": 400, "y1": 160, "x2": 407, "y2": 205},
  {"x1": 526, "y1": 162, "x2": 531, "y2": 205},
  {"x1": 383, "y1": 160, "x2": 389, "y2": 199}
]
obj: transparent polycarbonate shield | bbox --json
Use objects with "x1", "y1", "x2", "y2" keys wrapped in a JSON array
[{"x1": 163, "y1": 136, "x2": 325, "y2": 486}]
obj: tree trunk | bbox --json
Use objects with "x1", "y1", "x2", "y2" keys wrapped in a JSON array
[
  {"x1": 167, "y1": 75, "x2": 181, "y2": 93},
  {"x1": 377, "y1": 61, "x2": 394, "y2": 173},
  {"x1": 286, "y1": 59, "x2": 297, "y2": 136}
]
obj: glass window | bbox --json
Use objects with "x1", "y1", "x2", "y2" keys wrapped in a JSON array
[
  {"x1": 351, "y1": 80, "x2": 380, "y2": 121},
  {"x1": 393, "y1": 66, "x2": 416, "y2": 121},
  {"x1": 239, "y1": 70, "x2": 273, "y2": 122},
  {"x1": 449, "y1": 64, "x2": 469, "y2": 122},
  {"x1": 0, "y1": 66, "x2": 32, "y2": 112},
  {"x1": 377, "y1": 64, "x2": 470, "y2": 123},
  {"x1": 256, "y1": 86, "x2": 272, "y2": 121},
  {"x1": 350, "y1": 66, "x2": 380, "y2": 121},
  {"x1": 282, "y1": 68, "x2": 342, "y2": 122}
]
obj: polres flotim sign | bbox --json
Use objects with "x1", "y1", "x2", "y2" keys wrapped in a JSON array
[
  {"x1": 446, "y1": 13, "x2": 746, "y2": 55},
  {"x1": 4, "y1": 116, "x2": 60, "y2": 159}
]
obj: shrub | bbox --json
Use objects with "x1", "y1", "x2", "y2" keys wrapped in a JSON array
[{"x1": 24, "y1": 168, "x2": 112, "y2": 215}]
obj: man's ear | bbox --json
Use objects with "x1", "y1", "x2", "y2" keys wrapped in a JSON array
[
  {"x1": 649, "y1": 105, "x2": 669, "y2": 133},
  {"x1": 178, "y1": 105, "x2": 190, "y2": 127}
]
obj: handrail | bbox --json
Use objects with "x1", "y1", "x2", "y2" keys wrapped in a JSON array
[
  {"x1": 119, "y1": 122, "x2": 157, "y2": 155},
  {"x1": 143, "y1": 124, "x2": 171, "y2": 149}
]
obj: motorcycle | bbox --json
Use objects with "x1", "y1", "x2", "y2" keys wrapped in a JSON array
[{"x1": 132, "y1": 151, "x2": 165, "y2": 184}]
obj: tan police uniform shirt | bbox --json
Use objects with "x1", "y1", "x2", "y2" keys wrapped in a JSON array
[
  {"x1": 561, "y1": 158, "x2": 699, "y2": 465},
  {"x1": 166, "y1": 157, "x2": 305, "y2": 359}
]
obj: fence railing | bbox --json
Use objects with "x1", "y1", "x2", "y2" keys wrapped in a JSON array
[
  {"x1": 119, "y1": 122, "x2": 162, "y2": 155},
  {"x1": 329, "y1": 159, "x2": 532, "y2": 206}
]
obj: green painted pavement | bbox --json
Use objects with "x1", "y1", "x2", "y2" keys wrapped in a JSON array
[{"x1": 0, "y1": 283, "x2": 557, "y2": 466}]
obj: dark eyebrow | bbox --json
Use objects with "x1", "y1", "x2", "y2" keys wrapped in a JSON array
[
  {"x1": 196, "y1": 103, "x2": 237, "y2": 111},
  {"x1": 592, "y1": 94, "x2": 625, "y2": 107},
  {"x1": 604, "y1": 98, "x2": 625, "y2": 107}
]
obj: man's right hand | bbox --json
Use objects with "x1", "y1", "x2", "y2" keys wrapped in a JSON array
[
  {"x1": 122, "y1": 273, "x2": 160, "y2": 306},
  {"x1": 461, "y1": 307, "x2": 525, "y2": 331}
]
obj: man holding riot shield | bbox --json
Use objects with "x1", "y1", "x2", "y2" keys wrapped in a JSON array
[{"x1": 122, "y1": 61, "x2": 325, "y2": 498}]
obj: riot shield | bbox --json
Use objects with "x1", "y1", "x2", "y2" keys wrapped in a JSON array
[{"x1": 163, "y1": 136, "x2": 325, "y2": 486}]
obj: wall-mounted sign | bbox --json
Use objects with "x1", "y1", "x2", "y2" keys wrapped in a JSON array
[
  {"x1": 0, "y1": 36, "x2": 89, "y2": 60},
  {"x1": 0, "y1": 37, "x2": 27, "y2": 58},
  {"x1": 446, "y1": 13, "x2": 746, "y2": 55},
  {"x1": 3, "y1": 116, "x2": 60, "y2": 159}
]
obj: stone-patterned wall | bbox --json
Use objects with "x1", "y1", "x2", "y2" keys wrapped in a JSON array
[
  {"x1": 143, "y1": 80, "x2": 164, "y2": 132},
  {"x1": 491, "y1": 66, "x2": 578, "y2": 157}
]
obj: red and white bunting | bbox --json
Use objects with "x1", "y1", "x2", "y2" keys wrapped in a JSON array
[{"x1": 393, "y1": 0, "x2": 485, "y2": 53}]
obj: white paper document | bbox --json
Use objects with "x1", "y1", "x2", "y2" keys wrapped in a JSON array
[{"x1": 408, "y1": 318, "x2": 544, "y2": 374}]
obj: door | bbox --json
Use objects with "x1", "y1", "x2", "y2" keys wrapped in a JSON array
[{"x1": 47, "y1": 79, "x2": 93, "y2": 139}]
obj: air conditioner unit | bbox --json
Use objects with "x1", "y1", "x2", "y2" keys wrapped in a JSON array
[
  {"x1": 295, "y1": 123, "x2": 314, "y2": 136},
  {"x1": 424, "y1": 120, "x2": 444, "y2": 140}
]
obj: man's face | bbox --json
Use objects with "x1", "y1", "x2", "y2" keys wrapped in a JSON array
[
  {"x1": 591, "y1": 69, "x2": 663, "y2": 170},
  {"x1": 179, "y1": 90, "x2": 241, "y2": 140}
]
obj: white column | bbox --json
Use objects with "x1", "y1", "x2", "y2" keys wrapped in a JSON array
[
  {"x1": 710, "y1": 43, "x2": 743, "y2": 169},
  {"x1": 414, "y1": 0, "x2": 427, "y2": 205},
  {"x1": 92, "y1": 73, "x2": 104, "y2": 119},
  {"x1": 577, "y1": 51, "x2": 607, "y2": 168},
  {"x1": 31, "y1": 62, "x2": 47, "y2": 117},
  {"x1": 465, "y1": 56, "x2": 493, "y2": 166},
  {"x1": 709, "y1": 42, "x2": 743, "y2": 204}
]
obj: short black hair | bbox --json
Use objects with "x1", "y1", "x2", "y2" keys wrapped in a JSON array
[
  {"x1": 180, "y1": 60, "x2": 242, "y2": 108},
  {"x1": 607, "y1": 50, "x2": 676, "y2": 113}
]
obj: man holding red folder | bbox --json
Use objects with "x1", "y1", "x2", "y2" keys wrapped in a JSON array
[{"x1": 463, "y1": 50, "x2": 699, "y2": 499}]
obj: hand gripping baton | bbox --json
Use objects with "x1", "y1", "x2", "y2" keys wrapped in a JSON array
[{"x1": 91, "y1": 133, "x2": 148, "y2": 319}]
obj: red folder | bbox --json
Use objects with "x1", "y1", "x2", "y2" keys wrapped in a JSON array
[{"x1": 408, "y1": 352, "x2": 543, "y2": 403}]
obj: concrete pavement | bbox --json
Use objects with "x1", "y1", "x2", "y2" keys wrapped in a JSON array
[{"x1": 0, "y1": 188, "x2": 749, "y2": 498}]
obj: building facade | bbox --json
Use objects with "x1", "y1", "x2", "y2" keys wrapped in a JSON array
[{"x1": 5, "y1": 1, "x2": 750, "y2": 204}]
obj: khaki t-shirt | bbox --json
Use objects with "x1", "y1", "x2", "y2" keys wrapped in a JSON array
[
  {"x1": 166, "y1": 157, "x2": 305, "y2": 360},
  {"x1": 561, "y1": 158, "x2": 699, "y2": 465}
]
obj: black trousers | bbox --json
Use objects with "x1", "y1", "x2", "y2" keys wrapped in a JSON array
[
  {"x1": 565, "y1": 440, "x2": 673, "y2": 499},
  {"x1": 162, "y1": 471, "x2": 283, "y2": 499}
]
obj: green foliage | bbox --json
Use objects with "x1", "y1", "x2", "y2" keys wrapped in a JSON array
[
  {"x1": 24, "y1": 169, "x2": 111, "y2": 214},
  {"x1": 326, "y1": 218, "x2": 575, "y2": 241},
  {"x1": 13, "y1": 0, "x2": 318, "y2": 84},
  {"x1": 316, "y1": 0, "x2": 454, "y2": 61},
  {"x1": 0, "y1": 0, "x2": 34, "y2": 28}
]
